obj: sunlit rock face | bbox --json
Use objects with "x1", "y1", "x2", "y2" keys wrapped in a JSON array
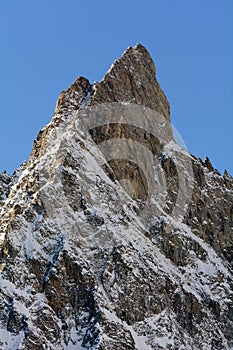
[{"x1": 0, "y1": 44, "x2": 232, "y2": 350}]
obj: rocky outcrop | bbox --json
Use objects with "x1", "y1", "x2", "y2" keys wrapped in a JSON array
[
  {"x1": 0, "y1": 44, "x2": 232, "y2": 350},
  {"x1": 0, "y1": 172, "x2": 11, "y2": 204},
  {"x1": 30, "y1": 77, "x2": 93, "y2": 160}
]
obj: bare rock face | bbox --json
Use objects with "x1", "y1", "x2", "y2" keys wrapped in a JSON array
[
  {"x1": 91, "y1": 44, "x2": 170, "y2": 121},
  {"x1": 0, "y1": 44, "x2": 232, "y2": 350}
]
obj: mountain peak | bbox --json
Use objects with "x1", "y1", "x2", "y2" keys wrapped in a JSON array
[
  {"x1": 90, "y1": 43, "x2": 170, "y2": 121},
  {"x1": 1, "y1": 45, "x2": 232, "y2": 350}
]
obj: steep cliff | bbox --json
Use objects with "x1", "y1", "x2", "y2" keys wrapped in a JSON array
[{"x1": 0, "y1": 44, "x2": 232, "y2": 350}]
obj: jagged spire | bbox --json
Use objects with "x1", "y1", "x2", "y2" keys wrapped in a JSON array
[
  {"x1": 91, "y1": 44, "x2": 170, "y2": 121},
  {"x1": 0, "y1": 45, "x2": 232, "y2": 350}
]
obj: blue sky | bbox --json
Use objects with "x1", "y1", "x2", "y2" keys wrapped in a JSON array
[{"x1": 1, "y1": 0, "x2": 232, "y2": 175}]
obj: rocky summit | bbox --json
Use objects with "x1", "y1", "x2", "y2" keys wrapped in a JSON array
[{"x1": 0, "y1": 44, "x2": 232, "y2": 350}]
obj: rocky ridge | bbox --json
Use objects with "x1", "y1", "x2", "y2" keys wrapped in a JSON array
[{"x1": 0, "y1": 44, "x2": 232, "y2": 350}]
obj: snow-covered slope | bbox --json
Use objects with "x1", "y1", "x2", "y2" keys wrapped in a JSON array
[{"x1": 0, "y1": 44, "x2": 232, "y2": 350}]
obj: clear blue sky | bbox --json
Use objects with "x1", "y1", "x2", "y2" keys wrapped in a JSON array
[{"x1": 1, "y1": 0, "x2": 232, "y2": 175}]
